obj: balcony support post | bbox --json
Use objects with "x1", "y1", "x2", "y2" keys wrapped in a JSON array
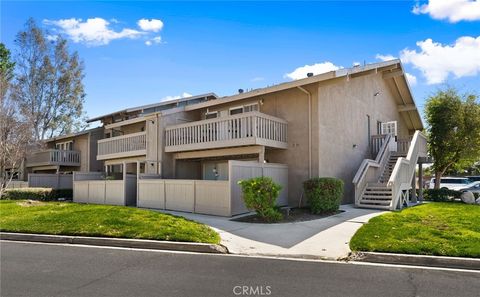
[{"x1": 258, "y1": 146, "x2": 265, "y2": 163}]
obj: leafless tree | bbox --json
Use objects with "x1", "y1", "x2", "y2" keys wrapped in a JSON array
[
  {"x1": 12, "y1": 18, "x2": 86, "y2": 141},
  {"x1": 0, "y1": 96, "x2": 33, "y2": 198}
]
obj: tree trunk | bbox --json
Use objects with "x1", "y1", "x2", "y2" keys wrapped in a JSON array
[{"x1": 434, "y1": 171, "x2": 442, "y2": 189}]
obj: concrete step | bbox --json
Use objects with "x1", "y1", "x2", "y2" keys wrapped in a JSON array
[{"x1": 362, "y1": 195, "x2": 391, "y2": 200}]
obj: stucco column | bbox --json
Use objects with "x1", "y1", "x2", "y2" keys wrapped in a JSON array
[{"x1": 418, "y1": 163, "x2": 424, "y2": 202}]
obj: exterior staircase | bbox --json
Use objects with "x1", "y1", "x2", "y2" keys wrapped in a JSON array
[
  {"x1": 358, "y1": 153, "x2": 406, "y2": 209},
  {"x1": 353, "y1": 131, "x2": 427, "y2": 211}
]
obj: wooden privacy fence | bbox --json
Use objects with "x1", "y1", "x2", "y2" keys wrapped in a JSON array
[
  {"x1": 138, "y1": 160, "x2": 288, "y2": 217},
  {"x1": 73, "y1": 172, "x2": 137, "y2": 206},
  {"x1": 5, "y1": 181, "x2": 29, "y2": 189},
  {"x1": 138, "y1": 179, "x2": 231, "y2": 216},
  {"x1": 28, "y1": 173, "x2": 73, "y2": 189}
]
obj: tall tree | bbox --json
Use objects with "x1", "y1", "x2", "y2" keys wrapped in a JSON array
[
  {"x1": 0, "y1": 43, "x2": 32, "y2": 196},
  {"x1": 425, "y1": 87, "x2": 480, "y2": 189},
  {"x1": 0, "y1": 43, "x2": 15, "y2": 101},
  {"x1": 12, "y1": 18, "x2": 86, "y2": 141}
]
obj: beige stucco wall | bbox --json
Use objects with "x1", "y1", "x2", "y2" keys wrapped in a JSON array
[{"x1": 315, "y1": 73, "x2": 410, "y2": 203}]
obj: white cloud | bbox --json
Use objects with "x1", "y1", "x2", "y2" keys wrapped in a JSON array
[
  {"x1": 251, "y1": 77, "x2": 265, "y2": 82},
  {"x1": 138, "y1": 18, "x2": 164, "y2": 32},
  {"x1": 375, "y1": 54, "x2": 397, "y2": 61},
  {"x1": 412, "y1": 0, "x2": 480, "y2": 23},
  {"x1": 145, "y1": 36, "x2": 162, "y2": 46},
  {"x1": 400, "y1": 35, "x2": 480, "y2": 84},
  {"x1": 405, "y1": 73, "x2": 418, "y2": 86},
  {"x1": 44, "y1": 18, "x2": 144, "y2": 46},
  {"x1": 284, "y1": 62, "x2": 342, "y2": 80},
  {"x1": 161, "y1": 92, "x2": 193, "y2": 101}
]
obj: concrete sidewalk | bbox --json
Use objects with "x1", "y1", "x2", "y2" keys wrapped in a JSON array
[{"x1": 156, "y1": 205, "x2": 386, "y2": 260}]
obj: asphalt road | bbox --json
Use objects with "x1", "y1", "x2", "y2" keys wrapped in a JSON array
[{"x1": 1, "y1": 241, "x2": 479, "y2": 297}]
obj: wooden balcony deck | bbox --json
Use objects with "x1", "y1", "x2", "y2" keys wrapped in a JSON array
[
  {"x1": 97, "y1": 131, "x2": 147, "y2": 160},
  {"x1": 26, "y1": 150, "x2": 81, "y2": 167},
  {"x1": 165, "y1": 111, "x2": 288, "y2": 153}
]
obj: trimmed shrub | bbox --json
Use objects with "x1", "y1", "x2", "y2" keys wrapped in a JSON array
[
  {"x1": 422, "y1": 188, "x2": 462, "y2": 202},
  {"x1": 2, "y1": 188, "x2": 73, "y2": 201},
  {"x1": 303, "y1": 177, "x2": 344, "y2": 214},
  {"x1": 238, "y1": 177, "x2": 283, "y2": 222}
]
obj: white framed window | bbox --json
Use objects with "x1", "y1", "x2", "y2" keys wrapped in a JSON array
[
  {"x1": 381, "y1": 121, "x2": 398, "y2": 136},
  {"x1": 243, "y1": 103, "x2": 259, "y2": 113},
  {"x1": 228, "y1": 103, "x2": 259, "y2": 116},
  {"x1": 205, "y1": 111, "x2": 218, "y2": 119},
  {"x1": 55, "y1": 141, "x2": 73, "y2": 151},
  {"x1": 229, "y1": 106, "x2": 244, "y2": 116}
]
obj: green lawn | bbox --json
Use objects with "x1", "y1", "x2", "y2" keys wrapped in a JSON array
[
  {"x1": 350, "y1": 203, "x2": 480, "y2": 258},
  {"x1": 0, "y1": 200, "x2": 220, "y2": 244}
]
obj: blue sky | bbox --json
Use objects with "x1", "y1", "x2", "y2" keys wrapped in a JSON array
[{"x1": 2, "y1": 1, "x2": 479, "y2": 121}]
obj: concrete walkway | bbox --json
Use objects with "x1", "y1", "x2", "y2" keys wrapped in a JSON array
[{"x1": 157, "y1": 205, "x2": 387, "y2": 260}]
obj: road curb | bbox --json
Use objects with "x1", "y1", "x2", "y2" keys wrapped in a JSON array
[
  {"x1": 0, "y1": 232, "x2": 228, "y2": 254},
  {"x1": 352, "y1": 252, "x2": 480, "y2": 270}
]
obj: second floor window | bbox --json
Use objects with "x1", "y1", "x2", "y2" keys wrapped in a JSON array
[{"x1": 55, "y1": 141, "x2": 73, "y2": 151}]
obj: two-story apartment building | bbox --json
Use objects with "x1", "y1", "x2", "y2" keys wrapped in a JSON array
[{"x1": 72, "y1": 59, "x2": 426, "y2": 214}]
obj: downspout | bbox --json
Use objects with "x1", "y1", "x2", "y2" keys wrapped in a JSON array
[{"x1": 297, "y1": 86, "x2": 312, "y2": 179}]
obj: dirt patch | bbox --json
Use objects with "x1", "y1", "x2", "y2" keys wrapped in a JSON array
[
  {"x1": 17, "y1": 200, "x2": 46, "y2": 207},
  {"x1": 232, "y1": 208, "x2": 344, "y2": 224}
]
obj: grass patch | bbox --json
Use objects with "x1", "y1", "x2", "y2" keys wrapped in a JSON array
[
  {"x1": 350, "y1": 203, "x2": 480, "y2": 258},
  {"x1": 0, "y1": 200, "x2": 220, "y2": 244}
]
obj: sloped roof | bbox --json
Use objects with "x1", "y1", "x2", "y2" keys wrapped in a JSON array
[
  {"x1": 86, "y1": 93, "x2": 218, "y2": 123},
  {"x1": 184, "y1": 59, "x2": 423, "y2": 130}
]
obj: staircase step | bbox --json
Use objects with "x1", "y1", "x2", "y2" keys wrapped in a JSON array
[
  {"x1": 363, "y1": 191, "x2": 391, "y2": 195},
  {"x1": 357, "y1": 203, "x2": 391, "y2": 210},
  {"x1": 359, "y1": 199, "x2": 391, "y2": 205},
  {"x1": 362, "y1": 196, "x2": 391, "y2": 201}
]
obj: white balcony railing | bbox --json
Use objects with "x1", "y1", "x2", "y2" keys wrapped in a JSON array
[
  {"x1": 97, "y1": 131, "x2": 147, "y2": 160},
  {"x1": 165, "y1": 111, "x2": 288, "y2": 152},
  {"x1": 26, "y1": 150, "x2": 81, "y2": 167}
]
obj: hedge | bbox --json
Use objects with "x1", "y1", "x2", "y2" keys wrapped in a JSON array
[
  {"x1": 303, "y1": 177, "x2": 344, "y2": 214},
  {"x1": 1, "y1": 188, "x2": 73, "y2": 201}
]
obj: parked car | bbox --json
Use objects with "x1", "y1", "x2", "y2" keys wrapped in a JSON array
[
  {"x1": 429, "y1": 177, "x2": 472, "y2": 190},
  {"x1": 458, "y1": 181, "x2": 480, "y2": 194},
  {"x1": 466, "y1": 176, "x2": 480, "y2": 182}
]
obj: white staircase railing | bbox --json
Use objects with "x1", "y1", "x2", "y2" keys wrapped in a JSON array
[
  {"x1": 387, "y1": 131, "x2": 428, "y2": 210},
  {"x1": 353, "y1": 134, "x2": 394, "y2": 206}
]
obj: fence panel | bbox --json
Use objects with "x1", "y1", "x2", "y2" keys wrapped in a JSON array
[
  {"x1": 138, "y1": 179, "x2": 166, "y2": 209},
  {"x1": 88, "y1": 181, "x2": 106, "y2": 204},
  {"x1": 73, "y1": 181, "x2": 90, "y2": 203},
  {"x1": 5, "y1": 181, "x2": 29, "y2": 189},
  {"x1": 165, "y1": 180, "x2": 195, "y2": 212},
  {"x1": 28, "y1": 174, "x2": 73, "y2": 189},
  {"x1": 229, "y1": 161, "x2": 288, "y2": 216},
  {"x1": 194, "y1": 180, "x2": 230, "y2": 216},
  {"x1": 105, "y1": 181, "x2": 124, "y2": 205}
]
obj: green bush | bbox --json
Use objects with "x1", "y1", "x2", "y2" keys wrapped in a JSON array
[
  {"x1": 2, "y1": 188, "x2": 73, "y2": 201},
  {"x1": 422, "y1": 188, "x2": 462, "y2": 202},
  {"x1": 238, "y1": 177, "x2": 282, "y2": 222},
  {"x1": 303, "y1": 177, "x2": 344, "y2": 214}
]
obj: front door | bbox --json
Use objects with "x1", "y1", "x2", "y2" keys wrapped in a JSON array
[{"x1": 381, "y1": 121, "x2": 398, "y2": 151}]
